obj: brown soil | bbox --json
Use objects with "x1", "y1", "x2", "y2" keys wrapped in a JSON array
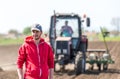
[{"x1": 0, "y1": 42, "x2": 120, "y2": 79}]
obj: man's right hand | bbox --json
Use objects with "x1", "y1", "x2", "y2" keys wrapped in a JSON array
[{"x1": 17, "y1": 68, "x2": 24, "y2": 79}]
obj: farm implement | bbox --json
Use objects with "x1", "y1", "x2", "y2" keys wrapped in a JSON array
[{"x1": 86, "y1": 27, "x2": 114, "y2": 71}]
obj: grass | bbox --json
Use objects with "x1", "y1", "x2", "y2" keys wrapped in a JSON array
[
  {"x1": 98, "y1": 34, "x2": 120, "y2": 41},
  {"x1": 101, "y1": 37, "x2": 120, "y2": 41},
  {"x1": 0, "y1": 38, "x2": 24, "y2": 45},
  {"x1": 0, "y1": 35, "x2": 120, "y2": 45}
]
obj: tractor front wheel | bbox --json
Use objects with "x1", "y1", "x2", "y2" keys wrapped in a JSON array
[
  {"x1": 54, "y1": 60, "x2": 57, "y2": 72},
  {"x1": 75, "y1": 52, "x2": 85, "y2": 75}
]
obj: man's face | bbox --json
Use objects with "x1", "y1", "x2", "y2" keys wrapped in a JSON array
[
  {"x1": 32, "y1": 30, "x2": 42, "y2": 40},
  {"x1": 65, "y1": 21, "x2": 68, "y2": 26}
]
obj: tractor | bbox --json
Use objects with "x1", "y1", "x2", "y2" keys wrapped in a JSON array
[{"x1": 49, "y1": 12, "x2": 90, "y2": 75}]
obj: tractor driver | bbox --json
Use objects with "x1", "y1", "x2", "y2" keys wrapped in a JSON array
[{"x1": 60, "y1": 21, "x2": 73, "y2": 37}]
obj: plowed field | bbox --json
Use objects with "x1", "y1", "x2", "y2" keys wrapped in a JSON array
[{"x1": 0, "y1": 41, "x2": 120, "y2": 79}]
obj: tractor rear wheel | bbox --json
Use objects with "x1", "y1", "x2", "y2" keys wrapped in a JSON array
[{"x1": 75, "y1": 52, "x2": 85, "y2": 75}]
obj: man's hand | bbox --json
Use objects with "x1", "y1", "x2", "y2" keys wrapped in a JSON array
[
  {"x1": 17, "y1": 68, "x2": 24, "y2": 79},
  {"x1": 49, "y1": 68, "x2": 54, "y2": 79}
]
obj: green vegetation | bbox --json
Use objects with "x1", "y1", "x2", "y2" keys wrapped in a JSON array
[
  {"x1": 99, "y1": 36, "x2": 120, "y2": 41},
  {"x1": 23, "y1": 26, "x2": 31, "y2": 35},
  {"x1": 0, "y1": 38, "x2": 24, "y2": 45},
  {"x1": 98, "y1": 33, "x2": 120, "y2": 41},
  {"x1": 0, "y1": 33, "x2": 120, "y2": 45}
]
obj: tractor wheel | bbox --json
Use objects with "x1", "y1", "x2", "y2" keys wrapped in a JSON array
[
  {"x1": 54, "y1": 60, "x2": 57, "y2": 72},
  {"x1": 103, "y1": 64, "x2": 108, "y2": 70},
  {"x1": 75, "y1": 52, "x2": 85, "y2": 75},
  {"x1": 60, "y1": 65, "x2": 65, "y2": 72}
]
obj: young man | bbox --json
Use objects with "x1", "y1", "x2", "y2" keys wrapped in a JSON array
[
  {"x1": 60, "y1": 21, "x2": 73, "y2": 37},
  {"x1": 17, "y1": 24, "x2": 54, "y2": 79}
]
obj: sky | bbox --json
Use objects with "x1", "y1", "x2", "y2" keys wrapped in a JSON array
[{"x1": 0, "y1": 0, "x2": 120, "y2": 34}]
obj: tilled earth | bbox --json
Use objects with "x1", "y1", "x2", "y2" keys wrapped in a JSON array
[{"x1": 0, "y1": 41, "x2": 120, "y2": 79}]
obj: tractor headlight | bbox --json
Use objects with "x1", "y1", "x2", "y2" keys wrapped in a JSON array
[
  {"x1": 56, "y1": 49, "x2": 61, "y2": 54},
  {"x1": 102, "y1": 53, "x2": 110, "y2": 60},
  {"x1": 89, "y1": 53, "x2": 96, "y2": 60},
  {"x1": 63, "y1": 49, "x2": 67, "y2": 54}
]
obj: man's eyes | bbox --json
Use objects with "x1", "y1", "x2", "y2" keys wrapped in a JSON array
[{"x1": 32, "y1": 30, "x2": 39, "y2": 33}]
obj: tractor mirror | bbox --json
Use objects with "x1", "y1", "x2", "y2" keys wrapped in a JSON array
[{"x1": 86, "y1": 17, "x2": 90, "y2": 27}]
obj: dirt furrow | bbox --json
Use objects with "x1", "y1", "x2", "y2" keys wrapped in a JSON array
[{"x1": 0, "y1": 42, "x2": 120, "y2": 79}]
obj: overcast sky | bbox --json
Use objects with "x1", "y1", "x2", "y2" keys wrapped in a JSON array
[{"x1": 0, "y1": 0, "x2": 120, "y2": 34}]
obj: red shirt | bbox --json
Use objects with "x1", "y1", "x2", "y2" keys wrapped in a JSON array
[{"x1": 17, "y1": 36, "x2": 54, "y2": 79}]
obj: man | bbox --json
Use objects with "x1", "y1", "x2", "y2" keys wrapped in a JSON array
[
  {"x1": 60, "y1": 21, "x2": 73, "y2": 37},
  {"x1": 17, "y1": 24, "x2": 54, "y2": 79}
]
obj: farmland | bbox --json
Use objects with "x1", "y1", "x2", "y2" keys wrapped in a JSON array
[{"x1": 0, "y1": 41, "x2": 120, "y2": 79}]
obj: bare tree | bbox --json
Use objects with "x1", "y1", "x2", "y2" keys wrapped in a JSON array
[{"x1": 111, "y1": 17, "x2": 120, "y2": 36}]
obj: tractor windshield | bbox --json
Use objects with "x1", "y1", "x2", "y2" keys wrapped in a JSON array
[{"x1": 55, "y1": 18, "x2": 79, "y2": 37}]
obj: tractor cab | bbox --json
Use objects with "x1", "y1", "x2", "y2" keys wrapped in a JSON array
[{"x1": 49, "y1": 13, "x2": 83, "y2": 51}]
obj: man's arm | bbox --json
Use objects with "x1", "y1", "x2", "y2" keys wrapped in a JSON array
[
  {"x1": 49, "y1": 68, "x2": 54, "y2": 79},
  {"x1": 17, "y1": 68, "x2": 24, "y2": 79},
  {"x1": 17, "y1": 45, "x2": 26, "y2": 79},
  {"x1": 69, "y1": 26, "x2": 73, "y2": 34}
]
